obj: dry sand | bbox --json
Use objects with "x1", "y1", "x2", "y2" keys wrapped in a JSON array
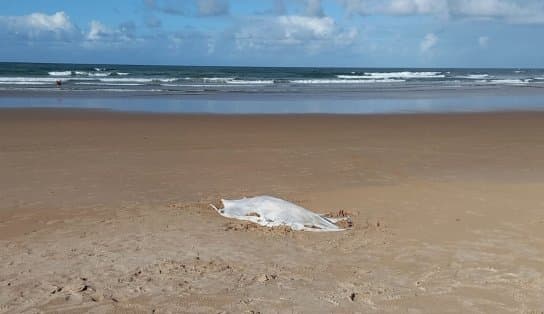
[{"x1": 1, "y1": 109, "x2": 543, "y2": 313}]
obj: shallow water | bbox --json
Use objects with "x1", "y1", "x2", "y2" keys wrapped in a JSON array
[{"x1": 1, "y1": 86, "x2": 544, "y2": 114}]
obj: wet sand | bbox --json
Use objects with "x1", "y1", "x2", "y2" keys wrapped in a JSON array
[{"x1": 1, "y1": 109, "x2": 543, "y2": 313}]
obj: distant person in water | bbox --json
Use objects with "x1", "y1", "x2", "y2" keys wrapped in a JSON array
[{"x1": 56, "y1": 80, "x2": 62, "y2": 87}]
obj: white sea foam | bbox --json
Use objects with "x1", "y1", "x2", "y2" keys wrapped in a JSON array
[
  {"x1": 0, "y1": 77, "x2": 60, "y2": 83},
  {"x1": 489, "y1": 79, "x2": 529, "y2": 85},
  {"x1": 161, "y1": 83, "x2": 232, "y2": 87},
  {"x1": 48, "y1": 71, "x2": 72, "y2": 76},
  {"x1": 338, "y1": 71, "x2": 444, "y2": 79},
  {"x1": 156, "y1": 78, "x2": 177, "y2": 82},
  {"x1": 97, "y1": 88, "x2": 146, "y2": 92},
  {"x1": 227, "y1": 80, "x2": 274, "y2": 85},
  {"x1": 99, "y1": 78, "x2": 152, "y2": 83},
  {"x1": 88, "y1": 72, "x2": 111, "y2": 77},
  {"x1": 336, "y1": 75, "x2": 373, "y2": 79},
  {"x1": 292, "y1": 79, "x2": 405, "y2": 84},
  {"x1": 459, "y1": 74, "x2": 490, "y2": 79},
  {"x1": 0, "y1": 81, "x2": 49, "y2": 85},
  {"x1": 98, "y1": 77, "x2": 176, "y2": 83},
  {"x1": 49, "y1": 70, "x2": 123, "y2": 77},
  {"x1": 187, "y1": 77, "x2": 274, "y2": 84},
  {"x1": 117, "y1": 72, "x2": 130, "y2": 76},
  {"x1": 202, "y1": 77, "x2": 235, "y2": 83},
  {"x1": 75, "y1": 82, "x2": 143, "y2": 86}
]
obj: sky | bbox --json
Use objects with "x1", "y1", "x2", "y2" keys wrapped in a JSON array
[{"x1": 1, "y1": 0, "x2": 543, "y2": 67}]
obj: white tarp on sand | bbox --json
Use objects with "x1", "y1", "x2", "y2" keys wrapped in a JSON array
[{"x1": 211, "y1": 195, "x2": 347, "y2": 232}]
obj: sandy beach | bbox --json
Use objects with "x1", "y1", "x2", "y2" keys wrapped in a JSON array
[{"x1": 1, "y1": 108, "x2": 544, "y2": 313}]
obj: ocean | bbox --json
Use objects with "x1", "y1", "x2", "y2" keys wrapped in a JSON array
[{"x1": 1, "y1": 62, "x2": 544, "y2": 114}]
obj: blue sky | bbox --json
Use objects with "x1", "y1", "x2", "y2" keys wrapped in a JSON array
[{"x1": 1, "y1": 0, "x2": 543, "y2": 67}]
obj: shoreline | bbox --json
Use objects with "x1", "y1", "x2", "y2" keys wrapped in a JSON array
[
  {"x1": 3, "y1": 83, "x2": 544, "y2": 98},
  {"x1": 3, "y1": 84, "x2": 544, "y2": 116},
  {"x1": 4, "y1": 105, "x2": 544, "y2": 116}
]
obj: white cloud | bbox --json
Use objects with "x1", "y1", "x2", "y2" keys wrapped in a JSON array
[
  {"x1": 338, "y1": 0, "x2": 447, "y2": 16},
  {"x1": 234, "y1": 15, "x2": 357, "y2": 52},
  {"x1": 420, "y1": 32, "x2": 438, "y2": 53},
  {"x1": 338, "y1": 0, "x2": 544, "y2": 23},
  {"x1": 278, "y1": 15, "x2": 334, "y2": 38},
  {"x1": 478, "y1": 36, "x2": 489, "y2": 48},
  {"x1": 87, "y1": 21, "x2": 109, "y2": 41},
  {"x1": 23, "y1": 11, "x2": 74, "y2": 31},
  {"x1": 0, "y1": 11, "x2": 140, "y2": 47},
  {"x1": 0, "y1": 11, "x2": 78, "y2": 39},
  {"x1": 452, "y1": 0, "x2": 523, "y2": 17},
  {"x1": 145, "y1": 0, "x2": 229, "y2": 17},
  {"x1": 388, "y1": 0, "x2": 448, "y2": 15},
  {"x1": 85, "y1": 20, "x2": 135, "y2": 43}
]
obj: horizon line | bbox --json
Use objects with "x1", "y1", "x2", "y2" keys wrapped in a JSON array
[{"x1": 0, "y1": 61, "x2": 542, "y2": 70}]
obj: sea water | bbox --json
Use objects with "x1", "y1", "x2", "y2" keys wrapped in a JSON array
[{"x1": 1, "y1": 62, "x2": 544, "y2": 114}]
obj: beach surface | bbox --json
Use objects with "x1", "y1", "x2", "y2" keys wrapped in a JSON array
[{"x1": 1, "y1": 109, "x2": 543, "y2": 313}]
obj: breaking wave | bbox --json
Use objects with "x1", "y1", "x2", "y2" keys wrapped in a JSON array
[
  {"x1": 292, "y1": 79, "x2": 405, "y2": 84},
  {"x1": 337, "y1": 72, "x2": 445, "y2": 80},
  {"x1": 48, "y1": 70, "x2": 131, "y2": 77}
]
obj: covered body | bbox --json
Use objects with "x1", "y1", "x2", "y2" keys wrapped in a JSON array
[{"x1": 211, "y1": 196, "x2": 343, "y2": 232}]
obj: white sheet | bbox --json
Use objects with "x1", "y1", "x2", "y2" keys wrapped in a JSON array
[{"x1": 211, "y1": 195, "x2": 346, "y2": 232}]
